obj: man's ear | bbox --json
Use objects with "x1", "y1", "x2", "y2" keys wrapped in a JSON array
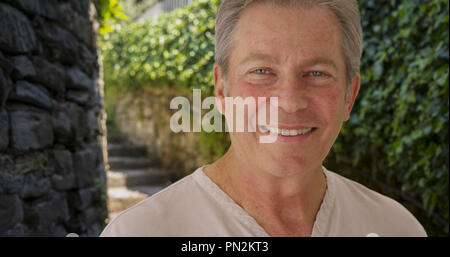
[
  {"x1": 344, "y1": 74, "x2": 360, "y2": 121},
  {"x1": 213, "y1": 63, "x2": 226, "y2": 115}
]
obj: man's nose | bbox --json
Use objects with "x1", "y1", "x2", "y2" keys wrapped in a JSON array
[{"x1": 275, "y1": 75, "x2": 309, "y2": 114}]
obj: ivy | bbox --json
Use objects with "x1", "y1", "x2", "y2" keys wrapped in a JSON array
[
  {"x1": 95, "y1": 0, "x2": 128, "y2": 36},
  {"x1": 102, "y1": 0, "x2": 218, "y2": 95},
  {"x1": 332, "y1": 0, "x2": 449, "y2": 235}
]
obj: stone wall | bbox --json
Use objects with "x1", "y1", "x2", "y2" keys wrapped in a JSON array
[
  {"x1": 0, "y1": 0, "x2": 107, "y2": 236},
  {"x1": 114, "y1": 85, "x2": 210, "y2": 177}
]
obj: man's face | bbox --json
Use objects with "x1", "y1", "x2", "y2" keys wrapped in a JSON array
[{"x1": 214, "y1": 2, "x2": 360, "y2": 177}]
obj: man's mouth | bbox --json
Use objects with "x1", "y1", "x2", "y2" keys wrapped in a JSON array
[{"x1": 258, "y1": 125, "x2": 317, "y2": 136}]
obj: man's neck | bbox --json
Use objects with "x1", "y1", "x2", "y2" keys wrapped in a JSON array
[{"x1": 203, "y1": 146, "x2": 327, "y2": 237}]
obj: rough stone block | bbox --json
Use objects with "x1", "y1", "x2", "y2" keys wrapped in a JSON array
[
  {"x1": 55, "y1": 102, "x2": 86, "y2": 144},
  {"x1": 4, "y1": 176, "x2": 24, "y2": 195},
  {"x1": 28, "y1": 222, "x2": 67, "y2": 237},
  {"x1": 0, "y1": 156, "x2": 12, "y2": 179},
  {"x1": 4, "y1": 223, "x2": 27, "y2": 237},
  {"x1": 10, "y1": 109, "x2": 54, "y2": 151},
  {"x1": 52, "y1": 103, "x2": 72, "y2": 143},
  {"x1": 97, "y1": 163, "x2": 107, "y2": 186},
  {"x1": 0, "y1": 194, "x2": 23, "y2": 231},
  {"x1": 0, "y1": 51, "x2": 14, "y2": 74},
  {"x1": 86, "y1": 108, "x2": 101, "y2": 139},
  {"x1": 80, "y1": 206, "x2": 102, "y2": 228},
  {"x1": 0, "y1": 3, "x2": 36, "y2": 53},
  {"x1": 51, "y1": 173, "x2": 76, "y2": 191},
  {"x1": 31, "y1": 57, "x2": 66, "y2": 93},
  {"x1": 11, "y1": 81, "x2": 53, "y2": 110},
  {"x1": 13, "y1": 152, "x2": 47, "y2": 175},
  {"x1": 23, "y1": 193, "x2": 70, "y2": 230},
  {"x1": 68, "y1": 103, "x2": 87, "y2": 143},
  {"x1": 73, "y1": 148, "x2": 95, "y2": 188},
  {"x1": 49, "y1": 223, "x2": 67, "y2": 237},
  {"x1": 67, "y1": 90, "x2": 94, "y2": 106},
  {"x1": 71, "y1": 187, "x2": 100, "y2": 211},
  {"x1": 87, "y1": 222, "x2": 102, "y2": 237},
  {"x1": 0, "y1": 67, "x2": 13, "y2": 110},
  {"x1": 69, "y1": 0, "x2": 91, "y2": 18},
  {"x1": 51, "y1": 149, "x2": 73, "y2": 174},
  {"x1": 4, "y1": 0, "x2": 59, "y2": 20},
  {"x1": 65, "y1": 216, "x2": 86, "y2": 234},
  {"x1": 66, "y1": 68, "x2": 94, "y2": 91},
  {"x1": 58, "y1": 3, "x2": 94, "y2": 48},
  {"x1": 78, "y1": 43, "x2": 97, "y2": 76},
  {"x1": 11, "y1": 55, "x2": 36, "y2": 79},
  {"x1": 33, "y1": 18, "x2": 78, "y2": 66},
  {"x1": 48, "y1": 193, "x2": 71, "y2": 223},
  {"x1": 20, "y1": 174, "x2": 51, "y2": 198},
  {"x1": 0, "y1": 110, "x2": 8, "y2": 150}
]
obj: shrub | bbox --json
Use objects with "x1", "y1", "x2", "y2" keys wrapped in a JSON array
[
  {"x1": 331, "y1": 0, "x2": 449, "y2": 236},
  {"x1": 101, "y1": 0, "x2": 218, "y2": 94}
]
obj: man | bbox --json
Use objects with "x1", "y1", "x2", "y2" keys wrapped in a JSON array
[{"x1": 101, "y1": 0, "x2": 426, "y2": 237}]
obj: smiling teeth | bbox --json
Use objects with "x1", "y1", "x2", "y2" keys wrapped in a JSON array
[{"x1": 259, "y1": 126, "x2": 314, "y2": 136}]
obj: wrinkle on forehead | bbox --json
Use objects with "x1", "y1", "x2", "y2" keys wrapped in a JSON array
[{"x1": 231, "y1": 2, "x2": 344, "y2": 70}]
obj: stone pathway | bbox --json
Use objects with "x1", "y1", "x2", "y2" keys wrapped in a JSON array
[{"x1": 106, "y1": 140, "x2": 171, "y2": 222}]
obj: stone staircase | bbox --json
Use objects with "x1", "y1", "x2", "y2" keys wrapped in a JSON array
[{"x1": 106, "y1": 140, "x2": 172, "y2": 221}]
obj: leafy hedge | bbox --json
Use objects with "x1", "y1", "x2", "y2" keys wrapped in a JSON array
[
  {"x1": 101, "y1": 0, "x2": 449, "y2": 235},
  {"x1": 332, "y1": 0, "x2": 449, "y2": 235},
  {"x1": 102, "y1": 0, "x2": 218, "y2": 94}
]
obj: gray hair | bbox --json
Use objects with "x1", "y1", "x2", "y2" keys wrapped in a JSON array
[{"x1": 214, "y1": 0, "x2": 363, "y2": 100}]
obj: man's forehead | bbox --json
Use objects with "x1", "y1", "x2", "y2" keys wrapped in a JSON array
[
  {"x1": 231, "y1": 4, "x2": 343, "y2": 69},
  {"x1": 236, "y1": 1, "x2": 339, "y2": 32}
]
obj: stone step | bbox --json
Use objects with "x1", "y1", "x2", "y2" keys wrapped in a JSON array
[
  {"x1": 107, "y1": 185, "x2": 167, "y2": 214},
  {"x1": 108, "y1": 156, "x2": 154, "y2": 170},
  {"x1": 107, "y1": 187, "x2": 148, "y2": 214},
  {"x1": 107, "y1": 168, "x2": 171, "y2": 188},
  {"x1": 107, "y1": 144, "x2": 147, "y2": 158},
  {"x1": 128, "y1": 185, "x2": 168, "y2": 196},
  {"x1": 107, "y1": 133, "x2": 129, "y2": 145}
]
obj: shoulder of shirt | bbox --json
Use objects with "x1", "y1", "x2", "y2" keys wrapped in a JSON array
[
  {"x1": 324, "y1": 167, "x2": 427, "y2": 236},
  {"x1": 100, "y1": 170, "x2": 199, "y2": 236}
]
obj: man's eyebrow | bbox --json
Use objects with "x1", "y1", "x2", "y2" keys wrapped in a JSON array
[
  {"x1": 239, "y1": 53, "x2": 279, "y2": 65},
  {"x1": 303, "y1": 57, "x2": 339, "y2": 71},
  {"x1": 239, "y1": 54, "x2": 339, "y2": 71}
]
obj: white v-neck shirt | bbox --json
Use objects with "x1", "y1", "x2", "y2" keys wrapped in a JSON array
[{"x1": 100, "y1": 165, "x2": 427, "y2": 237}]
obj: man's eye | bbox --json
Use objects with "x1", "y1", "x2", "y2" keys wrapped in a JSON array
[
  {"x1": 253, "y1": 68, "x2": 270, "y2": 75},
  {"x1": 310, "y1": 71, "x2": 325, "y2": 77}
]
